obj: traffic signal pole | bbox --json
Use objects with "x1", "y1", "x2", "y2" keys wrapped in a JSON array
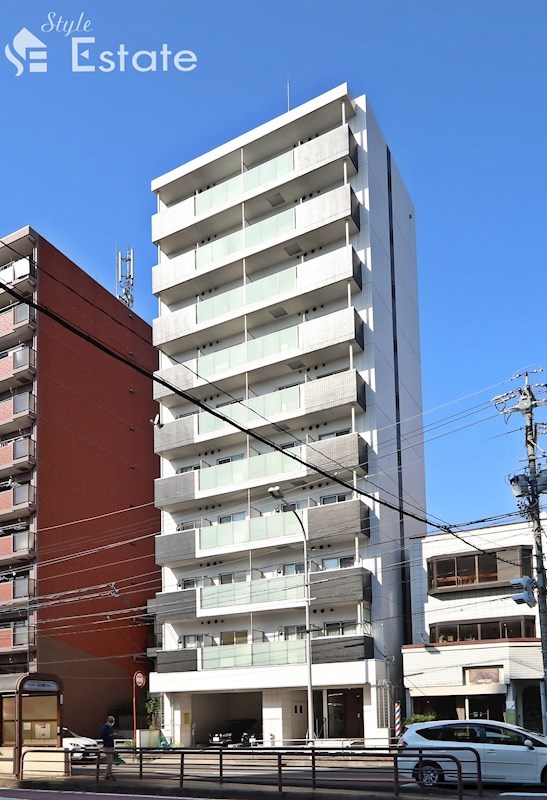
[{"x1": 494, "y1": 374, "x2": 547, "y2": 734}]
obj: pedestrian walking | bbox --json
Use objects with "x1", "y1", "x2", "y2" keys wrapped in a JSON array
[{"x1": 101, "y1": 715, "x2": 117, "y2": 780}]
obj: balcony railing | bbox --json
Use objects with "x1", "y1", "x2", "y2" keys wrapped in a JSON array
[
  {"x1": 0, "y1": 347, "x2": 35, "y2": 387},
  {"x1": 153, "y1": 184, "x2": 359, "y2": 297},
  {"x1": 202, "y1": 639, "x2": 306, "y2": 669},
  {"x1": 0, "y1": 437, "x2": 35, "y2": 473},
  {"x1": 200, "y1": 573, "x2": 304, "y2": 610},
  {"x1": 155, "y1": 307, "x2": 362, "y2": 402},
  {"x1": 0, "y1": 622, "x2": 32, "y2": 649},
  {"x1": 0, "y1": 258, "x2": 35, "y2": 291},
  {"x1": 0, "y1": 529, "x2": 33, "y2": 562},
  {"x1": 0, "y1": 575, "x2": 34, "y2": 603},
  {"x1": 152, "y1": 124, "x2": 358, "y2": 244},
  {"x1": 0, "y1": 484, "x2": 35, "y2": 519},
  {"x1": 199, "y1": 513, "x2": 302, "y2": 551},
  {"x1": 0, "y1": 392, "x2": 35, "y2": 433},
  {"x1": 155, "y1": 433, "x2": 366, "y2": 510}
]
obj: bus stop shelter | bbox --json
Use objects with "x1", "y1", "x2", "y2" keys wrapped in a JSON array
[{"x1": 0, "y1": 673, "x2": 63, "y2": 776}]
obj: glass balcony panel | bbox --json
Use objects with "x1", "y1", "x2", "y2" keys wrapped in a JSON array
[
  {"x1": 244, "y1": 208, "x2": 295, "y2": 249},
  {"x1": 198, "y1": 327, "x2": 298, "y2": 381},
  {"x1": 197, "y1": 286, "x2": 245, "y2": 324},
  {"x1": 13, "y1": 393, "x2": 32, "y2": 415},
  {"x1": 201, "y1": 574, "x2": 304, "y2": 610},
  {"x1": 14, "y1": 305, "x2": 30, "y2": 325},
  {"x1": 12, "y1": 349, "x2": 29, "y2": 370},
  {"x1": 12, "y1": 530, "x2": 29, "y2": 552},
  {"x1": 199, "y1": 513, "x2": 301, "y2": 550},
  {"x1": 245, "y1": 266, "x2": 297, "y2": 306},
  {"x1": 13, "y1": 577, "x2": 28, "y2": 598},
  {"x1": 196, "y1": 230, "x2": 243, "y2": 269},
  {"x1": 13, "y1": 624, "x2": 28, "y2": 647},
  {"x1": 202, "y1": 640, "x2": 305, "y2": 669}
]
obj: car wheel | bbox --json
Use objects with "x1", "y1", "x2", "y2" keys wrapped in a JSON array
[{"x1": 413, "y1": 760, "x2": 444, "y2": 788}]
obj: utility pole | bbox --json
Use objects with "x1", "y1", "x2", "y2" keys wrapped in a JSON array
[{"x1": 493, "y1": 372, "x2": 547, "y2": 733}]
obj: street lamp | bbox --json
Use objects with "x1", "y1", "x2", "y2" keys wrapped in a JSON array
[{"x1": 268, "y1": 485, "x2": 314, "y2": 745}]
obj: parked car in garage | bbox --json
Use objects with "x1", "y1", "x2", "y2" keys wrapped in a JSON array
[
  {"x1": 398, "y1": 719, "x2": 547, "y2": 787},
  {"x1": 208, "y1": 718, "x2": 261, "y2": 746},
  {"x1": 61, "y1": 727, "x2": 99, "y2": 760}
]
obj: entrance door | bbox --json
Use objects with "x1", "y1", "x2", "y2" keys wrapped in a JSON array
[
  {"x1": 327, "y1": 689, "x2": 363, "y2": 739},
  {"x1": 522, "y1": 685, "x2": 542, "y2": 733}
]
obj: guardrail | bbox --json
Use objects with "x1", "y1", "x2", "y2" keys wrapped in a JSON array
[{"x1": 19, "y1": 744, "x2": 482, "y2": 796}]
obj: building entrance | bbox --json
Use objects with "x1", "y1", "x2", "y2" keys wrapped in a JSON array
[{"x1": 326, "y1": 689, "x2": 363, "y2": 739}]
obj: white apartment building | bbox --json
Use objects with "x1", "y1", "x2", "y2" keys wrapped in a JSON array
[
  {"x1": 403, "y1": 520, "x2": 544, "y2": 732},
  {"x1": 148, "y1": 84, "x2": 426, "y2": 746}
]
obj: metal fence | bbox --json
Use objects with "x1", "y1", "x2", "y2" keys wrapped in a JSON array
[{"x1": 19, "y1": 744, "x2": 483, "y2": 798}]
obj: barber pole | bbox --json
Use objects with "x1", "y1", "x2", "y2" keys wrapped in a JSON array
[{"x1": 394, "y1": 700, "x2": 401, "y2": 738}]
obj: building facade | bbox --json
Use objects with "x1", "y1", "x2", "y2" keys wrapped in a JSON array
[
  {"x1": 403, "y1": 520, "x2": 544, "y2": 732},
  {"x1": 0, "y1": 227, "x2": 160, "y2": 737},
  {"x1": 149, "y1": 84, "x2": 426, "y2": 746}
]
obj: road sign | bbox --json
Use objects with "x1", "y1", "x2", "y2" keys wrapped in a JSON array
[{"x1": 134, "y1": 671, "x2": 146, "y2": 688}]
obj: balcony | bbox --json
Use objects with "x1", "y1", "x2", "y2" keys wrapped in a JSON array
[
  {"x1": 152, "y1": 184, "x2": 360, "y2": 300},
  {"x1": 201, "y1": 573, "x2": 305, "y2": 612},
  {"x1": 0, "y1": 621, "x2": 34, "y2": 651},
  {"x1": 0, "y1": 438, "x2": 35, "y2": 479},
  {"x1": 147, "y1": 589, "x2": 197, "y2": 623},
  {"x1": 0, "y1": 259, "x2": 36, "y2": 308},
  {"x1": 0, "y1": 528, "x2": 34, "y2": 565},
  {"x1": 150, "y1": 566, "x2": 370, "y2": 626},
  {"x1": 307, "y1": 498, "x2": 370, "y2": 542},
  {"x1": 0, "y1": 348, "x2": 35, "y2": 394},
  {"x1": 155, "y1": 498, "x2": 369, "y2": 568},
  {"x1": 155, "y1": 432, "x2": 367, "y2": 511},
  {"x1": 0, "y1": 484, "x2": 35, "y2": 521},
  {"x1": 154, "y1": 307, "x2": 363, "y2": 404},
  {"x1": 156, "y1": 512, "x2": 303, "y2": 568},
  {"x1": 0, "y1": 392, "x2": 35, "y2": 435},
  {"x1": 154, "y1": 246, "x2": 362, "y2": 355},
  {"x1": 156, "y1": 633, "x2": 373, "y2": 673},
  {"x1": 156, "y1": 370, "x2": 365, "y2": 457},
  {"x1": 0, "y1": 575, "x2": 34, "y2": 604},
  {"x1": 0, "y1": 305, "x2": 35, "y2": 350},
  {"x1": 152, "y1": 124, "x2": 358, "y2": 248}
]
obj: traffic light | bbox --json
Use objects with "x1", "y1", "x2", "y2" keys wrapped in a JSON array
[{"x1": 510, "y1": 575, "x2": 536, "y2": 607}]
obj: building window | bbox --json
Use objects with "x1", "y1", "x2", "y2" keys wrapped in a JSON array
[
  {"x1": 177, "y1": 520, "x2": 199, "y2": 532},
  {"x1": 182, "y1": 634, "x2": 203, "y2": 649},
  {"x1": 321, "y1": 556, "x2": 355, "y2": 571},
  {"x1": 219, "y1": 571, "x2": 247, "y2": 585},
  {"x1": 427, "y1": 547, "x2": 532, "y2": 592},
  {"x1": 177, "y1": 464, "x2": 200, "y2": 474},
  {"x1": 218, "y1": 511, "x2": 246, "y2": 524},
  {"x1": 180, "y1": 577, "x2": 204, "y2": 590},
  {"x1": 318, "y1": 429, "x2": 351, "y2": 441},
  {"x1": 284, "y1": 625, "x2": 306, "y2": 640},
  {"x1": 220, "y1": 630, "x2": 247, "y2": 646},
  {"x1": 431, "y1": 617, "x2": 535, "y2": 644},
  {"x1": 217, "y1": 453, "x2": 244, "y2": 465},
  {"x1": 283, "y1": 563, "x2": 304, "y2": 576},
  {"x1": 324, "y1": 621, "x2": 358, "y2": 637},
  {"x1": 321, "y1": 493, "x2": 352, "y2": 505}
]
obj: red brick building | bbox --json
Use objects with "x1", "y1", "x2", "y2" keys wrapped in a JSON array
[{"x1": 0, "y1": 227, "x2": 160, "y2": 737}]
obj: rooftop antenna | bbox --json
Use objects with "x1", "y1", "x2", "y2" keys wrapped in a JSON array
[
  {"x1": 287, "y1": 77, "x2": 291, "y2": 112},
  {"x1": 116, "y1": 244, "x2": 134, "y2": 309}
]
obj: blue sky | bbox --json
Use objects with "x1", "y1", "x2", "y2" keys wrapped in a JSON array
[{"x1": 1, "y1": 0, "x2": 545, "y2": 529}]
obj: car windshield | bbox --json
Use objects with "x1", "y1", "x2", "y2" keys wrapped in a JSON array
[{"x1": 62, "y1": 728, "x2": 82, "y2": 737}]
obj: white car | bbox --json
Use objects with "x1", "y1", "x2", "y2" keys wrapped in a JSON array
[
  {"x1": 61, "y1": 727, "x2": 99, "y2": 760},
  {"x1": 398, "y1": 719, "x2": 547, "y2": 786}
]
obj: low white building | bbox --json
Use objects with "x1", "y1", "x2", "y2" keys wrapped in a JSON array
[{"x1": 403, "y1": 520, "x2": 544, "y2": 731}]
